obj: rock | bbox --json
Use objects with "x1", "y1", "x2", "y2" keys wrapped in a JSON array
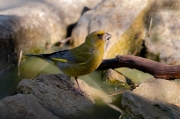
[
  {"x1": 46, "y1": 0, "x2": 103, "y2": 25},
  {"x1": 152, "y1": 0, "x2": 180, "y2": 10},
  {"x1": 103, "y1": 69, "x2": 126, "y2": 83},
  {"x1": 0, "y1": 94, "x2": 59, "y2": 119},
  {"x1": 0, "y1": 1, "x2": 66, "y2": 73},
  {"x1": 17, "y1": 74, "x2": 94, "y2": 118},
  {"x1": 72, "y1": 0, "x2": 149, "y2": 58},
  {"x1": 103, "y1": 69, "x2": 135, "y2": 90},
  {"x1": 0, "y1": 0, "x2": 102, "y2": 25},
  {"x1": 121, "y1": 79, "x2": 180, "y2": 119},
  {"x1": 145, "y1": 9, "x2": 180, "y2": 65}
]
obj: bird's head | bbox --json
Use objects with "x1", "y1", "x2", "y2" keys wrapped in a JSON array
[{"x1": 85, "y1": 30, "x2": 112, "y2": 47}]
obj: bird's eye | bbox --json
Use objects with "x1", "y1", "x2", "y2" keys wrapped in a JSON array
[{"x1": 97, "y1": 34, "x2": 103, "y2": 39}]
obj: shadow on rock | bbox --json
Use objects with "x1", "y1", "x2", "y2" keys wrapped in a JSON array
[{"x1": 121, "y1": 79, "x2": 180, "y2": 119}]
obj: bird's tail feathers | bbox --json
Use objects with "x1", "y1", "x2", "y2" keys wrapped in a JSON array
[
  {"x1": 26, "y1": 54, "x2": 42, "y2": 58},
  {"x1": 26, "y1": 54, "x2": 54, "y2": 64}
]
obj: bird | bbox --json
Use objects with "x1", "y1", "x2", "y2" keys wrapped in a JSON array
[{"x1": 26, "y1": 30, "x2": 112, "y2": 89}]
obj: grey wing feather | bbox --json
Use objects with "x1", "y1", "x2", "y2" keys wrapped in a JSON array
[{"x1": 50, "y1": 50, "x2": 77, "y2": 63}]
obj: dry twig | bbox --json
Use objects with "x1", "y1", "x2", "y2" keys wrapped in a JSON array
[{"x1": 98, "y1": 55, "x2": 180, "y2": 80}]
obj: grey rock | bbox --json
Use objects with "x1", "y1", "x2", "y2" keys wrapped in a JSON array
[
  {"x1": 0, "y1": 1, "x2": 66, "y2": 73},
  {"x1": 121, "y1": 79, "x2": 180, "y2": 119},
  {"x1": 0, "y1": 0, "x2": 103, "y2": 25},
  {"x1": 17, "y1": 74, "x2": 93, "y2": 118},
  {"x1": 145, "y1": 9, "x2": 180, "y2": 65},
  {"x1": 0, "y1": 94, "x2": 59, "y2": 119}
]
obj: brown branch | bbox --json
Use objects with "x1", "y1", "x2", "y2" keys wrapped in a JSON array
[{"x1": 98, "y1": 55, "x2": 180, "y2": 80}]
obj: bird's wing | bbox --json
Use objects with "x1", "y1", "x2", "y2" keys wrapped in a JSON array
[
  {"x1": 63, "y1": 50, "x2": 92, "y2": 65},
  {"x1": 48, "y1": 50, "x2": 77, "y2": 63},
  {"x1": 67, "y1": 42, "x2": 95, "y2": 64}
]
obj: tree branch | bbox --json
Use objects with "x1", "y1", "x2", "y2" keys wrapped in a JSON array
[{"x1": 98, "y1": 55, "x2": 180, "y2": 80}]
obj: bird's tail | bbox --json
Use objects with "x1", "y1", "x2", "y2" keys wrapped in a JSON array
[
  {"x1": 26, "y1": 54, "x2": 54, "y2": 64},
  {"x1": 26, "y1": 54, "x2": 43, "y2": 58}
]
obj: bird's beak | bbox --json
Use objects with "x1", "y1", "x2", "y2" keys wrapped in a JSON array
[{"x1": 103, "y1": 33, "x2": 112, "y2": 41}]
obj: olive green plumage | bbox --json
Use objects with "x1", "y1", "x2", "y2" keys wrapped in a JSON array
[{"x1": 26, "y1": 30, "x2": 112, "y2": 87}]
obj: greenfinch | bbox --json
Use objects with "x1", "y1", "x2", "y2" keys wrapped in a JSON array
[{"x1": 26, "y1": 30, "x2": 112, "y2": 88}]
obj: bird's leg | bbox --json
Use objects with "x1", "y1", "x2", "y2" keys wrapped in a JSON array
[
  {"x1": 75, "y1": 77, "x2": 80, "y2": 89},
  {"x1": 73, "y1": 77, "x2": 85, "y2": 96}
]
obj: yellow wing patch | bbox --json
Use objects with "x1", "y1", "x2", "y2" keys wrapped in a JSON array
[
  {"x1": 78, "y1": 62, "x2": 86, "y2": 65},
  {"x1": 51, "y1": 58, "x2": 67, "y2": 63}
]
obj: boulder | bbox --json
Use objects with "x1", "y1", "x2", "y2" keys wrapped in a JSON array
[
  {"x1": 103, "y1": 69, "x2": 127, "y2": 84},
  {"x1": 17, "y1": 74, "x2": 94, "y2": 118},
  {"x1": 0, "y1": 0, "x2": 103, "y2": 25},
  {"x1": 121, "y1": 79, "x2": 180, "y2": 119},
  {"x1": 145, "y1": 10, "x2": 180, "y2": 65},
  {"x1": 0, "y1": 94, "x2": 59, "y2": 119},
  {"x1": 72, "y1": 0, "x2": 149, "y2": 58},
  {"x1": 0, "y1": 1, "x2": 66, "y2": 72}
]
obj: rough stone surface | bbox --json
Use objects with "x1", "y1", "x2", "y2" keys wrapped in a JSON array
[
  {"x1": 145, "y1": 10, "x2": 180, "y2": 65},
  {"x1": 0, "y1": 0, "x2": 102, "y2": 25},
  {"x1": 103, "y1": 69, "x2": 126, "y2": 83},
  {"x1": 0, "y1": 1, "x2": 66, "y2": 73},
  {"x1": 121, "y1": 79, "x2": 180, "y2": 119},
  {"x1": 72, "y1": 0, "x2": 149, "y2": 58},
  {"x1": 17, "y1": 74, "x2": 94, "y2": 118},
  {"x1": 0, "y1": 94, "x2": 59, "y2": 119},
  {"x1": 152, "y1": 0, "x2": 180, "y2": 10}
]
